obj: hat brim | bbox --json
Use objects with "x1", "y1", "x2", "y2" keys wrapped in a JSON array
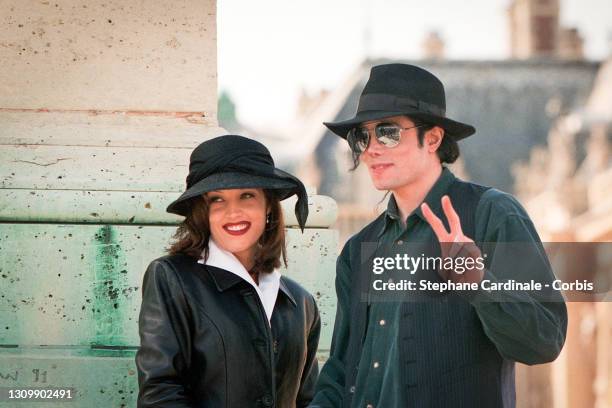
[
  {"x1": 166, "y1": 172, "x2": 298, "y2": 216},
  {"x1": 324, "y1": 110, "x2": 475, "y2": 141}
]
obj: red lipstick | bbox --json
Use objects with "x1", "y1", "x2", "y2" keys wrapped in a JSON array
[{"x1": 223, "y1": 222, "x2": 251, "y2": 236}]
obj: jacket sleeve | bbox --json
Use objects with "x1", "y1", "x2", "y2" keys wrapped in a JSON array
[
  {"x1": 296, "y1": 296, "x2": 322, "y2": 408},
  {"x1": 470, "y1": 192, "x2": 568, "y2": 365},
  {"x1": 309, "y1": 245, "x2": 352, "y2": 407},
  {"x1": 135, "y1": 260, "x2": 196, "y2": 407}
]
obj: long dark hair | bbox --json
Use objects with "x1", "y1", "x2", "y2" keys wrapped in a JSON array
[{"x1": 168, "y1": 190, "x2": 287, "y2": 275}]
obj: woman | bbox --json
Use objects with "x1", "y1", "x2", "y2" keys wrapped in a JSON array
[{"x1": 136, "y1": 135, "x2": 320, "y2": 408}]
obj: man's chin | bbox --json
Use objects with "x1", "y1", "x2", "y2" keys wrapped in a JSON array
[{"x1": 371, "y1": 181, "x2": 394, "y2": 191}]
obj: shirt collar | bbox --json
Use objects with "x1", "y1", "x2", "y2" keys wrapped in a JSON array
[
  {"x1": 199, "y1": 239, "x2": 281, "y2": 322},
  {"x1": 278, "y1": 278, "x2": 297, "y2": 307},
  {"x1": 378, "y1": 167, "x2": 456, "y2": 237}
]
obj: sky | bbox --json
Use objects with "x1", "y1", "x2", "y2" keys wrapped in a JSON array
[{"x1": 217, "y1": 0, "x2": 612, "y2": 130}]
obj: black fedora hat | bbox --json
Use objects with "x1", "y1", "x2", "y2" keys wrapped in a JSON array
[
  {"x1": 324, "y1": 63, "x2": 475, "y2": 140},
  {"x1": 166, "y1": 135, "x2": 309, "y2": 230}
]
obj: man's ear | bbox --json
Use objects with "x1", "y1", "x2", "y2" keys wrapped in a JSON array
[{"x1": 426, "y1": 126, "x2": 444, "y2": 153}]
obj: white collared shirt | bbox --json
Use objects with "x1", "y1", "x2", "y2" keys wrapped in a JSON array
[{"x1": 198, "y1": 239, "x2": 280, "y2": 324}]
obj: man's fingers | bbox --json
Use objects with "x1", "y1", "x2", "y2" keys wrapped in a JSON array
[
  {"x1": 421, "y1": 202, "x2": 449, "y2": 241},
  {"x1": 448, "y1": 235, "x2": 463, "y2": 258},
  {"x1": 453, "y1": 240, "x2": 478, "y2": 259},
  {"x1": 441, "y1": 195, "x2": 463, "y2": 236}
]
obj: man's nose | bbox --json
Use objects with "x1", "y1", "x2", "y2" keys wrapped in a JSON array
[{"x1": 365, "y1": 132, "x2": 384, "y2": 155}]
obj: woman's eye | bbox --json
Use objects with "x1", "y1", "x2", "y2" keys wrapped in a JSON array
[
  {"x1": 209, "y1": 196, "x2": 223, "y2": 203},
  {"x1": 241, "y1": 192, "x2": 255, "y2": 199}
]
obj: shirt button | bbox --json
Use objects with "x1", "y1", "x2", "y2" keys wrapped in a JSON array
[
  {"x1": 262, "y1": 394, "x2": 273, "y2": 406},
  {"x1": 349, "y1": 385, "x2": 356, "y2": 393},
  {"x1": 379, "y1": 319, "x2": 386, "y2": 326},
  {"x1": 373, "y1": 361, "x2": 380, "y2": 368},
  {"x1": 366, "y1": 404, "x2": 374, "y2": 408},
  {"x1": 396, "y1": 240, "x2": 403, "y2": 245}
]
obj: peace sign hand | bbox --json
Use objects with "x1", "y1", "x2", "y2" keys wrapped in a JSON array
[{"x1": 421, "y1": 195, "x2": 484, "y2": 284}]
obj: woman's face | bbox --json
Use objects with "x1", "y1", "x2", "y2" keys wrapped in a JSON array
[{"x1": 206, "y1": 188, "x2": 268, "y2": 269}]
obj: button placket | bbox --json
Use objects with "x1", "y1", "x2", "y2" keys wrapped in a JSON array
[
  {"x1": 364, "y1": 311, "x2": 386, "y2": 406},
  {"x1": 262, "y1": 394, "x2": 274, "y2": 406}
]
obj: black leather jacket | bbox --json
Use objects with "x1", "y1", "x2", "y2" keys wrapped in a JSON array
[{"x1": 136, "y1": 254, "x2": 321, "y2": 408}]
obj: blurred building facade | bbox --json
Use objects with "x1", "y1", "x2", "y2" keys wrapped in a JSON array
[{"x1": 513, "y1": 56, "x2": 612, "y2": 408}]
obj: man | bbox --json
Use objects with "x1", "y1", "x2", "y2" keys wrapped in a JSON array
[{"x1": 310, "y1": 64, "x2": 567, "y2": 408}]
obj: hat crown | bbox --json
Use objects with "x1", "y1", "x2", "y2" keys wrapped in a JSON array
[
  {"x1": 186, "y1": 135, "x2": 276, "y2": 189},
  {"x1": 190, "y1": 135, "x2": 273, "y2": 169},
  {"x1": 362, "y1": 63, "x2": 446, "y2": 111},
  {"x1": 323, "y1": 63, "x2": 475, "y2": 140}
]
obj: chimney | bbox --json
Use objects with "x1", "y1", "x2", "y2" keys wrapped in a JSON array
[
  {"x1": 558, "y1": 27, "x2": 584, "y2": 60},
  {"x1": 422, "y1": 31, "x2": 445, "y2": 60},
  {"x1": 508, "y1": 0, "x2": 560, "y2": 59}
]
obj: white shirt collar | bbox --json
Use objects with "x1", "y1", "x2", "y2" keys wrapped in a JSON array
[{"x1": 198, "y1": 239, "x2": 280, "y2": 323}]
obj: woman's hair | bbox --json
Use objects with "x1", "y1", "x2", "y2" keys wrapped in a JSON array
[{"x1": 168, "y1": 189, "x2": 287, "y2": 275}]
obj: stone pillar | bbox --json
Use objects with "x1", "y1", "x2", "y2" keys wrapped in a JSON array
[
  {"x1": 0, "y1": 1, "x2": 338, "y2": 406},
  {"x1": 0, "y1": 2, "x2": 221, "y2": 406},
  {"x1": 1, "y1": 0, "x2": 223, "y2": 225}
]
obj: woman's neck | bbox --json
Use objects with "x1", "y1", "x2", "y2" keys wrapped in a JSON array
[{"x1": 233, "y1": 248, "x2": 257, "y2": 282}]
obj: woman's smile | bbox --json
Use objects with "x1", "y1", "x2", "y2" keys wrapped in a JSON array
[{"x1": 223, "y1": 221, "x2": 251, "y2": 236}]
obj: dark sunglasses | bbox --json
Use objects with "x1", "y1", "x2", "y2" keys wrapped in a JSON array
[{"x1": 347, "y1": 123, "x2": 424, "y2": 154}]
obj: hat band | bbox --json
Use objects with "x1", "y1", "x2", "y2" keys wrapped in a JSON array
[{"x1": 358, "y1": 93, "x2": 446, "y2": 117}]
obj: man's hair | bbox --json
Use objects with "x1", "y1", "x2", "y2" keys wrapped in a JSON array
[
  {"x1": 168, "y1": 189, "x2": 287, "y2": 274},
  {"x1": 349, "y1": 116, "x2": 460, "y2": 170}
]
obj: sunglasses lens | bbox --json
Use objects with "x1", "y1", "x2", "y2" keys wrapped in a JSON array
[
  {"x1": 348, "y1": 127, "x2": 370, "y2": 153},
  {"x1": 375, "y1": 124, "x2": 401, "y2": 147}
]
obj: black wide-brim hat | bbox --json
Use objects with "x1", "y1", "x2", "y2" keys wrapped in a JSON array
[
  {"x1": 324, "y1": 63, "x2": 475, "y2": 140},
  {"x1": 166, "y1": 135, "x2": 309, "y2": 230}
]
